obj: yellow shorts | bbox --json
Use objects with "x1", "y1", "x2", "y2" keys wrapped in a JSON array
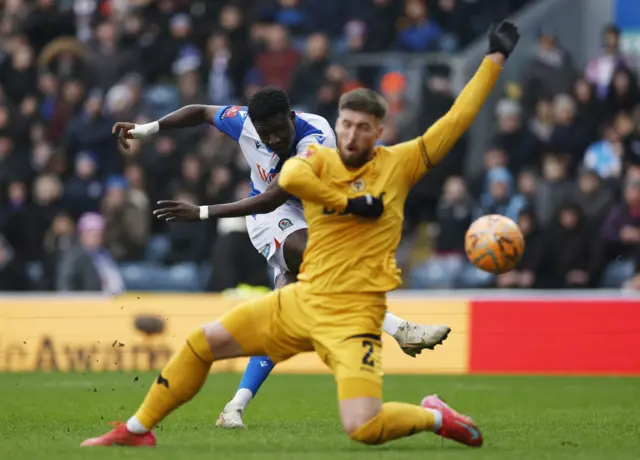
[{"x1": 219, "y1": 283, "x2": 387, "y2": 400}]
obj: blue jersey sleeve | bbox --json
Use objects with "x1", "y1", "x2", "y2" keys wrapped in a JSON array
[{"x1": 213, "y1": 106, "x2": 248, "y2": 142}]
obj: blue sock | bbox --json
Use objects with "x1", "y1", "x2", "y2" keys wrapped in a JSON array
[{"x1": 237, "y1": 356, "x2": 275, "y2": 397}]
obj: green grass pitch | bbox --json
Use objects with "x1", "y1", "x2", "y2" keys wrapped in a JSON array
[{"x1": 1, "y1": 372, "x2": 639, "y2": 460}]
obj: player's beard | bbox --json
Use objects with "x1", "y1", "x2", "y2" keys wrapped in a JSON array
[{"x1": 339, "y1": 142, "x2": 374, "y2": 168}]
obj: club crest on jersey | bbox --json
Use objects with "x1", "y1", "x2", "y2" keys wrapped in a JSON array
[
  {"x1": 301, "y1": 148, "x2": 314, "y2": 158},
  {"x1": 351, "y1": 178, "x2": 366, "y2": 193},
  {"x1": 221, "y1": 106, "x2": 240, "y2": 119},
  {"x1": 278, "y1": 218, "x2": 293, "y2": 231},
  {"x1": 257, "y1": 164, "x2": 278, "y2": 183},
  {"x1": 221, "y1": 106, "x2": 247, "y2": 120},
  {"x1": 259, "y1": 244, "x2": 270, "y2": 258}
]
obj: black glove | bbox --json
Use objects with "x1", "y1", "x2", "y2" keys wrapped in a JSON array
[
  {"x1": 488, "y1": 21, "x2": 520, "y2": 58},
  {"x1": 345, "y1": 194, "x2": 384, "y2": 218}
]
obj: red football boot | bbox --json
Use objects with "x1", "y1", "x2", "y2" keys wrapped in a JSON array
[
  {"x1": 421, "y1": 394, "x2": 483, "y2": 447},
  {"x1": 81, "y1": 422, "x2": 156, "y2": 447}
]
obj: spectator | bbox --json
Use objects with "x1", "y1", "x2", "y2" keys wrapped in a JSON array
[
  {"x1": 290, "y1": 33, "x2": 331, "y2": 109},
  {"x1": 56, "y1": 212, "x2": 124, "y2": 294},
  {"x1": 217, "y1": 4, "x2": 253, "y2": 97},
  {"x1": 534, "y1": 153, "x2": 573, "y2": 228},
  {"x1": 474, "y1": 167, "x2": 527, "y2": 222},
  {"x1": 601, "y1": 176, "x2": 640, "y2": 265},
  {"x1": 434, "y1": 176, "x2": 474, "y2": 255},
  {"x1": 521, "y1": 30, "x2": 576, "y2": 113},
  {"x1": 527, "y1": 98, "x2": 554, "y2": 145},
  {"x1": 429, "y1": 0, "x2": 469, "y2": 51},
  {"x1": 141, "y1": 136, "x2": 181, "y2": 206},
  {"x1": 84, "y1": 20, "x2": 135, "y2": 90},
  {"x1": 586, "y1": 24, "x2": 633, "y2": 99},
  {"x1": 342, "y1": 20, "x2": 367, "y2": 55},
  {"x1": 255, "y1": 25, "x2": 300, "y2": 91},
  {"x1": 206, "y1": 32, "x2": 236, "y2": 106},
  {"x1": 262, "y1": 0, "x2": 309, "y2": 36},
  {"x1": 165, "y1": 189, "x2": 210, "y2": 264},
  {"x1": 572, "y1": 168, "x2": 613, "y2": 235},
  {"x1": 572, "y1": 78, "x2": 603, "y2": 139},
  {"x1": 63, "y1": 152, "x2": 103, "y2": 219},
  {"x1": 352, "y1": 0, "x2": 402, "y2": 53},
  {"x1": 583, "y1": 122, "x2": 624, "y2": 183},
  {"x1": 497, "y1": 208, "x2": 542, "y2": 289},
  {"x1": 25, "y1": 174, "x2": 65, "y2": 262},
  {"x1": 493, "y1": 98, "x2": 540, "y2": 175},
  {"x1": 605, "y1": 67, "x2": 640, "y2": 116},
  {"x1": 0, "y1": 180, "x2": 31, "y2": 262},
  {"x1": 42, "y1": 213, "x2": 75, "y2": 290},
  {"x1": 538, "y1": 203, "x2": 594, "y2": 289},
  {"x1": 516, "y1": 169, "x2": 538, "y2": 205},
  {"x1": 175, "y1": 47, "x2": 205, "y2": 109},
  {"x1": 548, "y1": 94, "x2": 591, "y2": 170},
  {"x1": 102, "y1": 176, "x2": 149, "y2": 262},
  {"x1": 21, "y1": 0, "x2": 75, "y2": 53},
  {"x1": 48, "y1": 78, "x2": 85, "y2": 144},
  {"x1": 65, "y1": 88, "x2": 116, "y2": 175},
  {"x1": 0, "y1": 234, "x2": 30, "y2": 291},
  {"x1": 396, "y1": 0, "x2": 443, "y2": 52},
  {"x1": 2, "y1": 41, "x2": 37, "y2": 106},
  {"x1": 469, "y1": 147, "x2": 508, "y2": 197}
]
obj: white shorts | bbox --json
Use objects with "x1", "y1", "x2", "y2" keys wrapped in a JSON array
[{"x1": 245, "y1": 201, "x2": 307, "y2": 280}]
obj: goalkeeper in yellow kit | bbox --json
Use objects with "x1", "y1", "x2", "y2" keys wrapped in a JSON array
[{"x1": 82, "y1": 21, "x2": 519, "y2": 448}]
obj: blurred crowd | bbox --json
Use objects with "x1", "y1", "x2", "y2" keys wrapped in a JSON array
[
  {"x1": 410, "y1": 24, "x2": 640, "y2": 291},
  {"x1": 1, "y1": 0, "x2": 639, "y2": 293}
]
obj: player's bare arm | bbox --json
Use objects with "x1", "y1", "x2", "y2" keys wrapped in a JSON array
[
  {"x1": 154, "y1": 177, "x2": 290, "y2": 221},
  {"x1": 112, "y1": 105, "x2": 220, "y2": 150}
]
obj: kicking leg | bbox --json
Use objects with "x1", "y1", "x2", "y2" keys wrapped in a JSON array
[
  {"x1": 382, "y1": 310, "x2": 451, "y2": 357},
  {"x1": 217, "y1": 355, "x2": 275, "y2": 429},
  {"x1": 81, "y1": 292, "x2": 280, "y2": 447}
]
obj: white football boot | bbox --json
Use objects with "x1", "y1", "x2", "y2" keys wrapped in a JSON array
[
  {"x1": 216, "y1": 404, "x2": 246, "y2": 429},
  {"x1": 393, "y1": 322, "x2": 451, "y2": 357}
]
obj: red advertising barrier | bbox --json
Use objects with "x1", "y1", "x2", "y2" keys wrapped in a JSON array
[{"x1": 469, "y1": 299, "x2": 640, "y2": 374}]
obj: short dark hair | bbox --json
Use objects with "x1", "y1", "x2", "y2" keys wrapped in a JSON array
[
  {"x1": 339, "y1": 89, "x2": 388, "y2": 120},
  {"x1": 248, "y1": 87, "x2": 291, "y2": 123}
]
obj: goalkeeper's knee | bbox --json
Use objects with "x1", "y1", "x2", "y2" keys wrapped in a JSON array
[{"x1": 347, "y1": 414, "x2": 385, "y2": 445}]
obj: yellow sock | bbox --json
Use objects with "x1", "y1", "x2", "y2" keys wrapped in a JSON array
[
  {"x1": 350, "y1": 402, "x2": 436, "y2": 445},
  {"x1": 135, "y1": 328, "x2": 214, "y2": 429}
]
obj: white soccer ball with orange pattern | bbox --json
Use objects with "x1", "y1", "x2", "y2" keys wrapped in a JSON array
[{"x1": 464, "y1": 214, "x2": 524, "y2": 274}]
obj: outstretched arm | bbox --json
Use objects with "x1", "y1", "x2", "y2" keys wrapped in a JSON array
[
  {"x1": 208, "y1": 177, "x2": 290, "y2": 217},
  {"x1": 113, "y1": 105, "x2": 220, "y2": 150},
  {"x1": 398, "y1": 21, "x2": 519, "y2": 183},
  {"x1": 154, "y1": 177, "x2": 291, "y2": 222},
  {"x1": 420, "y1": 53, "x2": 504, "y2": 167}
]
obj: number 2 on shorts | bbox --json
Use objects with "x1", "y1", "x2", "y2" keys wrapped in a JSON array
[{"x1": 361, "y1": 340, "x2": 375, "y2": 367}]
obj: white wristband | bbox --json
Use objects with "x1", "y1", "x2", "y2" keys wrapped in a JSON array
[
  {"x1": 199, "y1": 206, "x2": 209, "y2": 220},
  {"x1": 130, "y1": 121, "x2": 160, "y2": 139}
]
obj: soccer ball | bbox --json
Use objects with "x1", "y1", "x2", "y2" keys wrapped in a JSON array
[{"x1": 465, "y1": 214, "x2": 524, "y2": 274}]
